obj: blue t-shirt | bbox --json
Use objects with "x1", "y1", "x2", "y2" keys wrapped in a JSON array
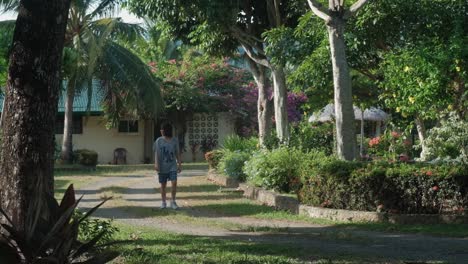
[{"x1": 153, "y1": 137, "x2": 179, "y2": 173}]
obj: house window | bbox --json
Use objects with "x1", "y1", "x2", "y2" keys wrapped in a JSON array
[
  {"x1": 55, "y1": 116, "x2": 83, "y2": 134},
  {"x1": 118, "y1": 120, "x2": 139, "y2": 133}
]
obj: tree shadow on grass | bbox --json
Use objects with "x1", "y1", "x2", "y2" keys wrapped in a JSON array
[
  {"x1": 118, "y1": 233, "x2": 370, "y2": 264},
  {"x1": 120, "y1": 229, "x2": 467, "y2": 264},
  {"x1": 176, "y1": 184, "x2": 221, "y2": 193},
  {"x1": 77, "y1": 205, "x2": 181, "y2": 219},
  {"x1": 74, "y1": 186, "x2": 155, "y2": 195},
  {"x1": 186, "y1": 202, "x2": 278, "y2": 217}
]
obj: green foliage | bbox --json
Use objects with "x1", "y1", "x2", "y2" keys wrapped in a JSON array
[
  {"x1": 244, "y1": 148, "x2": 303, "y2": 193},
  {"x1": 73, "y1": 149, "x2": 98, "y2": 167},
  {"x1": 75, "y1": 211, "x2": 119, "y2": 246},
  {"x1": 0, "y1": 185, "x2": 119, "y2": 263},
  {"x1": 263, "y1": 26, "x2": 296, "y2": 67},
  {"x1": 221, "y1": 135, "x2": 258, "y2": 153},
  {"x1": 99, "y1": 42, "x2": 164, "y2": 126},
  {"x1": 0, "y1": 20, "x2": 13, "y2": 87},
  {"x1": 367, "y1": 130, "x2": 412, "y2": 160},
  {"x1": 380, "y1": 45, "x2": 452, "y2": 120},
  {"x1": 424, "y1": 112, "x2": 468, "y2": 164},
  {"x1": 298, "y1": 152, "x2": 360, "y2": 208},
  {"x1": 61, "y1": 1, "x2": 163, "y2": 128},
  {"x1": 150, "y1": 52, "x2": 251, "y2": 115},
  {"x1": 290, "y1": 121, "x2": 334, "y2": 155},
  {"x1": 204, "y1": 149, "x2": 224, "y2": 169},
  {"x1": 54, "y1": 139, "x2": 62, "y2": 161},
  {"x1": 299, "y1": 159, "x2": 468, "y2": 214},
  {"x1": 218, "y1": 150, "x2": 251, "y2": 181}
]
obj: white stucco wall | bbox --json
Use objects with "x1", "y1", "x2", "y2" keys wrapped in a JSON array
[
  {"x1": 181, "y1": 112, "x2": 236, "y2": 162},
  {"x1": 56, "y1": 116, "x2": 145, "y2": 164}
]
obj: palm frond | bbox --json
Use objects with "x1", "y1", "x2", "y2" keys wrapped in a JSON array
[
  {"x1": 0, "y1": 0, "x2": 18, "y2": 13},
  {"x1": 89, "y1": 0, "x2": 123, "y2": 19},
  {"x1": 99, "y1": 41, "x2": 164, "y2": 121},
  {"x1": 89, "y1": 17, "x2": 145, "y2": 42}
]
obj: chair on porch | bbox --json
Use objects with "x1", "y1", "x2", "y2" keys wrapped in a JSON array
[{"x1": 113, "y1": 148, "x2": 127, "y2": 165}]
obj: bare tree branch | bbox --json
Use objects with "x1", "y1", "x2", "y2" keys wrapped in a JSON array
[
  {"x1": 345, "y1": 0, "x2": 370, "y2": 18},
  {"x1": 307, "y1": 0, "x2": 332, "y2": 22},
  {"x1": 240, "y1": 43, "x2": 271, "y2": 68},
  {"x1": 230, "y1": 26, "x2": 267, "y2": 58},
  {"x1": 231, "y1": 25, "x2": 263, "y2": 45}
]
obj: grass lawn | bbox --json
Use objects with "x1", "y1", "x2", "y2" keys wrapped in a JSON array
[
  {"x1": 54, "y1": 162, "x2": 208, "y2": 177},
  {"x1": 336, "y1": 222, "x2": 468, "y2": 238},
  {"x1": 54, "y1": 162, "x2": 208, "y2": 197},
  {"x1": 111, "y1": 223, "x2": 382, "y2": 264}
]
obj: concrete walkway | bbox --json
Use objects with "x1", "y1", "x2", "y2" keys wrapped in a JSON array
[{"x1": 77, "y1": 168, "x2": 468, "y2": 264}]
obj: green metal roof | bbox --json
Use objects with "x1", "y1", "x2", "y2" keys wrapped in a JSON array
[{"x1": 0, "y1": 81, "x2": 104, "y2": 113}]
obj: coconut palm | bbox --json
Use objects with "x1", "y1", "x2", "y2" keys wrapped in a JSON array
[
  {"x1": 0, "y1": 0, "x2": 164, "y2": 163},
  {"x1": 59, "y1": 0, "x2": 163, "y2": 163}
]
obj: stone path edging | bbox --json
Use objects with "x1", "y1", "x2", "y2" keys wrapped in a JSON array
[
  {"x1": 239, "y1": 183, "x2": 468, "y2": 224},
  {"x1": 207, "y1": 169, "x2": 239, "y2": 188}
]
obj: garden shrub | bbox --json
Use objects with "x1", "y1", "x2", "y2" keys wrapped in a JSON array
[
  {"x1": 205, "y1": 149, "x2": 224, "y2": 169},
  {"x1": 75, "y1": 210, "x2": 119, "y2": 246},
  {"x1": 73, "y1": 149, "x2": 98, "y2": 167},
  {"x1": 367, "y1": 130, "x2": 412, "y2": 160},
  {"x1": 263, "y1": 130, "x2": 280, "y2": 150},
  {"x1": 222, "y1": 134, "x2": 258, "y2": 153},
  {"x1": 200, "y1": 137, "x2": 217, "y2": 154},
  {"x1": 218, "y1": 150, "x2": 251, "y2": 181},
  {"x1": 424, "y1": 112, "x2": 467, "y2": 164},
  {"x1": 290, "y1": 121, "x2": 334, "y2": 155},
  {"x1": 297, "y1": 153, "x2": 361, "y2": 208},
  {"x1": 299, "y1": 159, "x2": 468, "y2": 214},
  {"x1": 244, "y1": 147, "x2": 303, "y2": 193}
]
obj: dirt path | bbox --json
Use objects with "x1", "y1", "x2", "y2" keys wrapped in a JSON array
[{"x1": 77, "y1": 169, "x2": 468, "y2": 263}]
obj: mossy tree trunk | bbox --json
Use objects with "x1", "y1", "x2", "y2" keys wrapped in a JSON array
[{"x1": 0, "y1": 0, "x2": 71, "y2": 229}]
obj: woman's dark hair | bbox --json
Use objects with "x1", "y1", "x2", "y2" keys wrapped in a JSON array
[{"x1": 161, "y1": 123, "x2": 173, "y2": 137}]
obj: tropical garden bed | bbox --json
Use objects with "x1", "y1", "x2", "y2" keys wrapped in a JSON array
[{"x1": 205, "y1": 126, "x2": 468, "y2": 224}]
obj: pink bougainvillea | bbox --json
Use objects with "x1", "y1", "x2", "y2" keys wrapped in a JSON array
[
  {"x1": 228, "y1": 83, "x2": 307, "y2": 136},
  {"x1": 369, "y1": 137, "x2": 381, "y2": 147}
]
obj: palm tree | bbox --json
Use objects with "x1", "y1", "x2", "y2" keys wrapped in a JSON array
[{"x1": 59, "y1": 0, "x2": 163, "y2": 163}]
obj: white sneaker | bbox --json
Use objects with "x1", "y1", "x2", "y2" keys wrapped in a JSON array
[
  {"x1": 160, "y1": 201, "x2": 167, "y2": 209},
  {"x1": 170, "y1": 201, "x2": 179, "y2": 210}
]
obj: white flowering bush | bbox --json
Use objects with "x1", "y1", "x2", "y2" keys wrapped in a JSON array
[{"x1": 424, "y1": 112, "x2": 467, "y2": 164}]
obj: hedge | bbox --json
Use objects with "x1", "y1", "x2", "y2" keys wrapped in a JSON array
[
  {"x1": 298, "y1": 158, "x2": 468, "y2": 214},
  {"x1": 73, "y1": 149, "x2": 98, "y2": 167}
]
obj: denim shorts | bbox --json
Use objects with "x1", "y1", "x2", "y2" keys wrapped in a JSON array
[{"x1": 158, "y1": 171, "x2": 177, "y2": 184}]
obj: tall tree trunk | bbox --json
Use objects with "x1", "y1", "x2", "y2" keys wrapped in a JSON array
[
  {"x1": 415, "y1": 116, "x2": 428, "y2": 160},
  {"x1": 271, "y1": 65, "x2": 289, "y2": 143},
  {"x1": 327, "y1": 19, "x2": 357, "y2": 160},
  {"x1": 61, "y1": 78, "x2": 76, "y2": 163},
  {"x1": 247, "y1": 58, "x2": 272, "y2": 147},
  {"x1": 0, "y1": 0, "x2": 71, "y2": 229}
]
